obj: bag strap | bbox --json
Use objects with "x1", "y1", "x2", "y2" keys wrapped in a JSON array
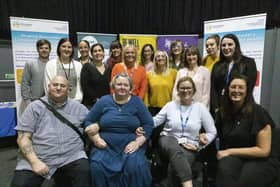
[{"x1": 38, "y1": 98, "x2": 86, "y2": 145}]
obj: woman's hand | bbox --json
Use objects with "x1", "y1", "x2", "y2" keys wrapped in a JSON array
[
  {"x1": 90, "y1": 134, "x2": 107, "y2": 149},
  {"x1": 135, "y1": 127, "x2": 145, "y2": 137},
  {"x1": 199, "y1": 133, "x2": 208, "y2": 145},
  {"x1": 85, "y1": 123, "x2": 100, "y2": 136},
  {"x1": 124, "y1": 141, "x2": 140, "y2": 154},
  {"x1": 181, "y1": 143, "x2": 198, "y2": 151},
  {"x1": 217, "y1": 150, "x2": 231, "y2": 160}
]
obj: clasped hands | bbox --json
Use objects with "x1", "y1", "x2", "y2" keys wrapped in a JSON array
[
  {"x1": 136, "y1": 127, "x2": 209, "y2": 151},
  {"x1": 85, "y1": 123, "x2": 141, "y2": 154}
]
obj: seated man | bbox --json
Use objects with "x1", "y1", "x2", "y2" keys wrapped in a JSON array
[{"x1": 11, "y1": 76, "x2": 90, "y2": 187}]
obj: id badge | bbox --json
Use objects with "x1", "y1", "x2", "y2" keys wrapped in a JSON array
[{"x1": 178, "y1": 137, "x2": 187, "y2": 144}]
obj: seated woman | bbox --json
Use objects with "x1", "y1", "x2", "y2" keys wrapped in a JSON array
[
  {"x1": 215, "y1": 74, "x2": 279, "y2": 187},
  {"x1": 83, "y1": 73, "x2": 154, "y2": 187},
  {"x1": 153, "y1": 76, "x2": 217, "y2": 187}
]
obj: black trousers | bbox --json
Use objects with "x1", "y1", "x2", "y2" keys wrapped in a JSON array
[
  {"x1": 216, "y1": 155, "x2": 280, "y2": 187},
  {"x1": 11, "y1": 158, "x2": 91, "y2": 187},
  {"x1": 158, "y1": 136, "x2": 196, "y2": 185}
]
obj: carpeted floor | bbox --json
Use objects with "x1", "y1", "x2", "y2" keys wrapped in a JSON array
[
  {"x1": 0, "y1": 143, "x2": 53, "y2": 187},
  {"x1": 0, "y1": 146, "x2": 17, "y2": 187}
]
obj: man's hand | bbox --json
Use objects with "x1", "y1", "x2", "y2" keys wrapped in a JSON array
[{"x1": 31, "y1": 159, "x2": 49, "y2": 176}]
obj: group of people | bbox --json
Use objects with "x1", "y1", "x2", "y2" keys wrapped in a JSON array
[{"x1": 12, "y1": 33, "x2": 279, "y2": 187}]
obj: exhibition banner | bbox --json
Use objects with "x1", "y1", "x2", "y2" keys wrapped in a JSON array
[
  {"x1": 77, "y1": 32, "x2": 117, "y2": 62},
  {"x1": 10, "y1": 17, "x2": 68, "y2": 113},
  {"x1": 119, "y1": 34, "x2": 157, "y2": 63},
  {"x1": 157, "y1": 35, "x2": 199, "y2": 53},
  {"x1": 204, "y1": 13, "x2": 267, "y2": 102}
]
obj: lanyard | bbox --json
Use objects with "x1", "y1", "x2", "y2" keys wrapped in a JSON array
[
  {"x1": 226, "y1": 62, "x2": 234, "y2": 85},
  {"x1": 180, "y1": 105, "x2": 193, "y2": 136},
  {"x1": 222, "y1": 62, "x2": 234, "y2": 96},
  {"x1": 60, "y1": 60, "x2": 73, "y2": 80}
]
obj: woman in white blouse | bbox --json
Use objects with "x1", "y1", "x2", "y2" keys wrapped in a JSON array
[
  {"x1": 173, "y1": 46, "x2": 210, "y2": 108},
  {"x1": 44, "y1": 38, "x2": 83, "y2": 102}
]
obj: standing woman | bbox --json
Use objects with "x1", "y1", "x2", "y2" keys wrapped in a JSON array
[
  {"x1": 80, "y1": 43, "x2": 111, "y2": 109},
  {"x1": 145, "y1": 50, "x2": 177, "y2": 116},
  {"x1": 215, "y1": 75, "x2": 279, "y2": 187},
  {"x1": 211, "y1": 34, "x2": 257, "y2": 116},
  {"x1": 140, "y1": 44, "x2": 155, "y2": 72},
  {"x1": 111, "y1": 45, "x2": 147, "y2": 100},
  {"x1": 202, "y1": 34, "x2": 220, "y2": 72},
  {"x1": 173, "y1": 46, "x2": 210, "y2": 108},
  {"x1": 106, "y1": 40, "x2": 122, "y2": 69},
  {"x1": 44, "y1": 38, "x2": 83, "y2": 102},
  {"x1": 78, "y1": 40, "x2": 92, "y2": 65},
  {"x1": 169, "y1": 40, "x2": 185, "y2": 70}
]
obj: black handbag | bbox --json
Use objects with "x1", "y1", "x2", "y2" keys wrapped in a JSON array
[{"x1": 38, "y1": 98, "x2": 86, "y2": 146}]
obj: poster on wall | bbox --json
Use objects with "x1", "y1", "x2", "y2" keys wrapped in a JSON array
[
  {"x1": 77, "y1": 32, "x2": 117, "y2": 62},
  {"x1": 204, "y1": 13, "x2": 267, "y2": 103},
  {"x1": 156, "y1": 35, "x2": 199, "y2": 53},
  {"x1": 10, "y1": 16, "x2": 69, "y2": 114},
  {"x1": 119, "y1": 34, "x2": 157, "y2": 62}
]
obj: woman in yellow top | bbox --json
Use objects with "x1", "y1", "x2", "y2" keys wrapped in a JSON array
[
  {"x1": 145, "y1": 50, "x2": 177, "y2": 116},
  {"x1": 202, "y1": 34, "x2": 220, "y2": 72}
]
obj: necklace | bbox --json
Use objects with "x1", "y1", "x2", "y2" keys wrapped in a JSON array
[{"x1": 113, "y1": 94, "x2": 131, "y2": 112}]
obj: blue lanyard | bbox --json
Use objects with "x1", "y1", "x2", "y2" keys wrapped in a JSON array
[
  {"x1": 222, "y1": 62, "x2": 234, "y2": 96},
  {"x1": 180, "y1": 105, "x2": 193, "y2": 136},
  {"x1": 226, "y1": 62, "x2": 234, "y2": 85}
]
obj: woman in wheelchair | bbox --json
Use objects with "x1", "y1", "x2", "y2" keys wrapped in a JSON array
[{"x1": 150, "y1": 76, "x2": 217, "y2": 187}]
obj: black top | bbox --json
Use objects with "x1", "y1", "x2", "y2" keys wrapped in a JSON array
[
  {"x1": 216, "y1": 104, "x2": 275, "y2": 151},
  {"x1": 80, "y1": 63, "x2": 111, "y2": 109},
  {"x1": 210, "y1": 55, "x2": 257, "y2": 115}
]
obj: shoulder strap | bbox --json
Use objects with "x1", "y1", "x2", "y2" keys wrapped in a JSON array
[{"x1": 38, "y1": 98, "x2": 85, "y2": 145}]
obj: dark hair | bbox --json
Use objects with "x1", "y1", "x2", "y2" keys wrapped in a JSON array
[
  {"x1": 176, "y1": 76, "x2": 197, "y2": 95},
  {"x1": 221, "y1": 74, "x2": 255, "y2": 119},
  {"x1": 184, "y1": 46, "x2": 202, "y2": 68},
  {"x1": 91, "y1": 43, "x2": 105, "y2": 54},
  {"x1": 140, "y1": 44, "x2": 154, "y2": 66},
  {"x1": 36, "y1": 39, "x2": 51, "y2": 50},
  {"x1": 110, "y1": 40, "x2": 122, "y2": 51},
  {"x1": 56, "y1": 38, "x2": 74, "y2": 59},
  {"x1": 220, "y1": 34, "x2": 242, "y2": 62},
  {"x1": 79, "y1": 40, "x2": 90, "y2": 48},
  {"x1": 169, "y1": 40, "x2": 185, "y2": 66}
]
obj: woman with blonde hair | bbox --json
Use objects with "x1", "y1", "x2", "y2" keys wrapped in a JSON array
[{"x1": 145, "y1": 50, "x2": 177, "y2": 115}]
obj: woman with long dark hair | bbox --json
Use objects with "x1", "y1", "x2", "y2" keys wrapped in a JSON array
[
  {"x1": 210, "y1": 33, "x2": 257, "y2": 116},
  {"x1": 215, "y1": 74, "x2": 279, "y2": 187}
]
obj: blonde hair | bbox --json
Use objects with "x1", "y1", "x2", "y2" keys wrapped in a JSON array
[{"x1": 153, "y1": 50, "x2": 170, "y2": 75}]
